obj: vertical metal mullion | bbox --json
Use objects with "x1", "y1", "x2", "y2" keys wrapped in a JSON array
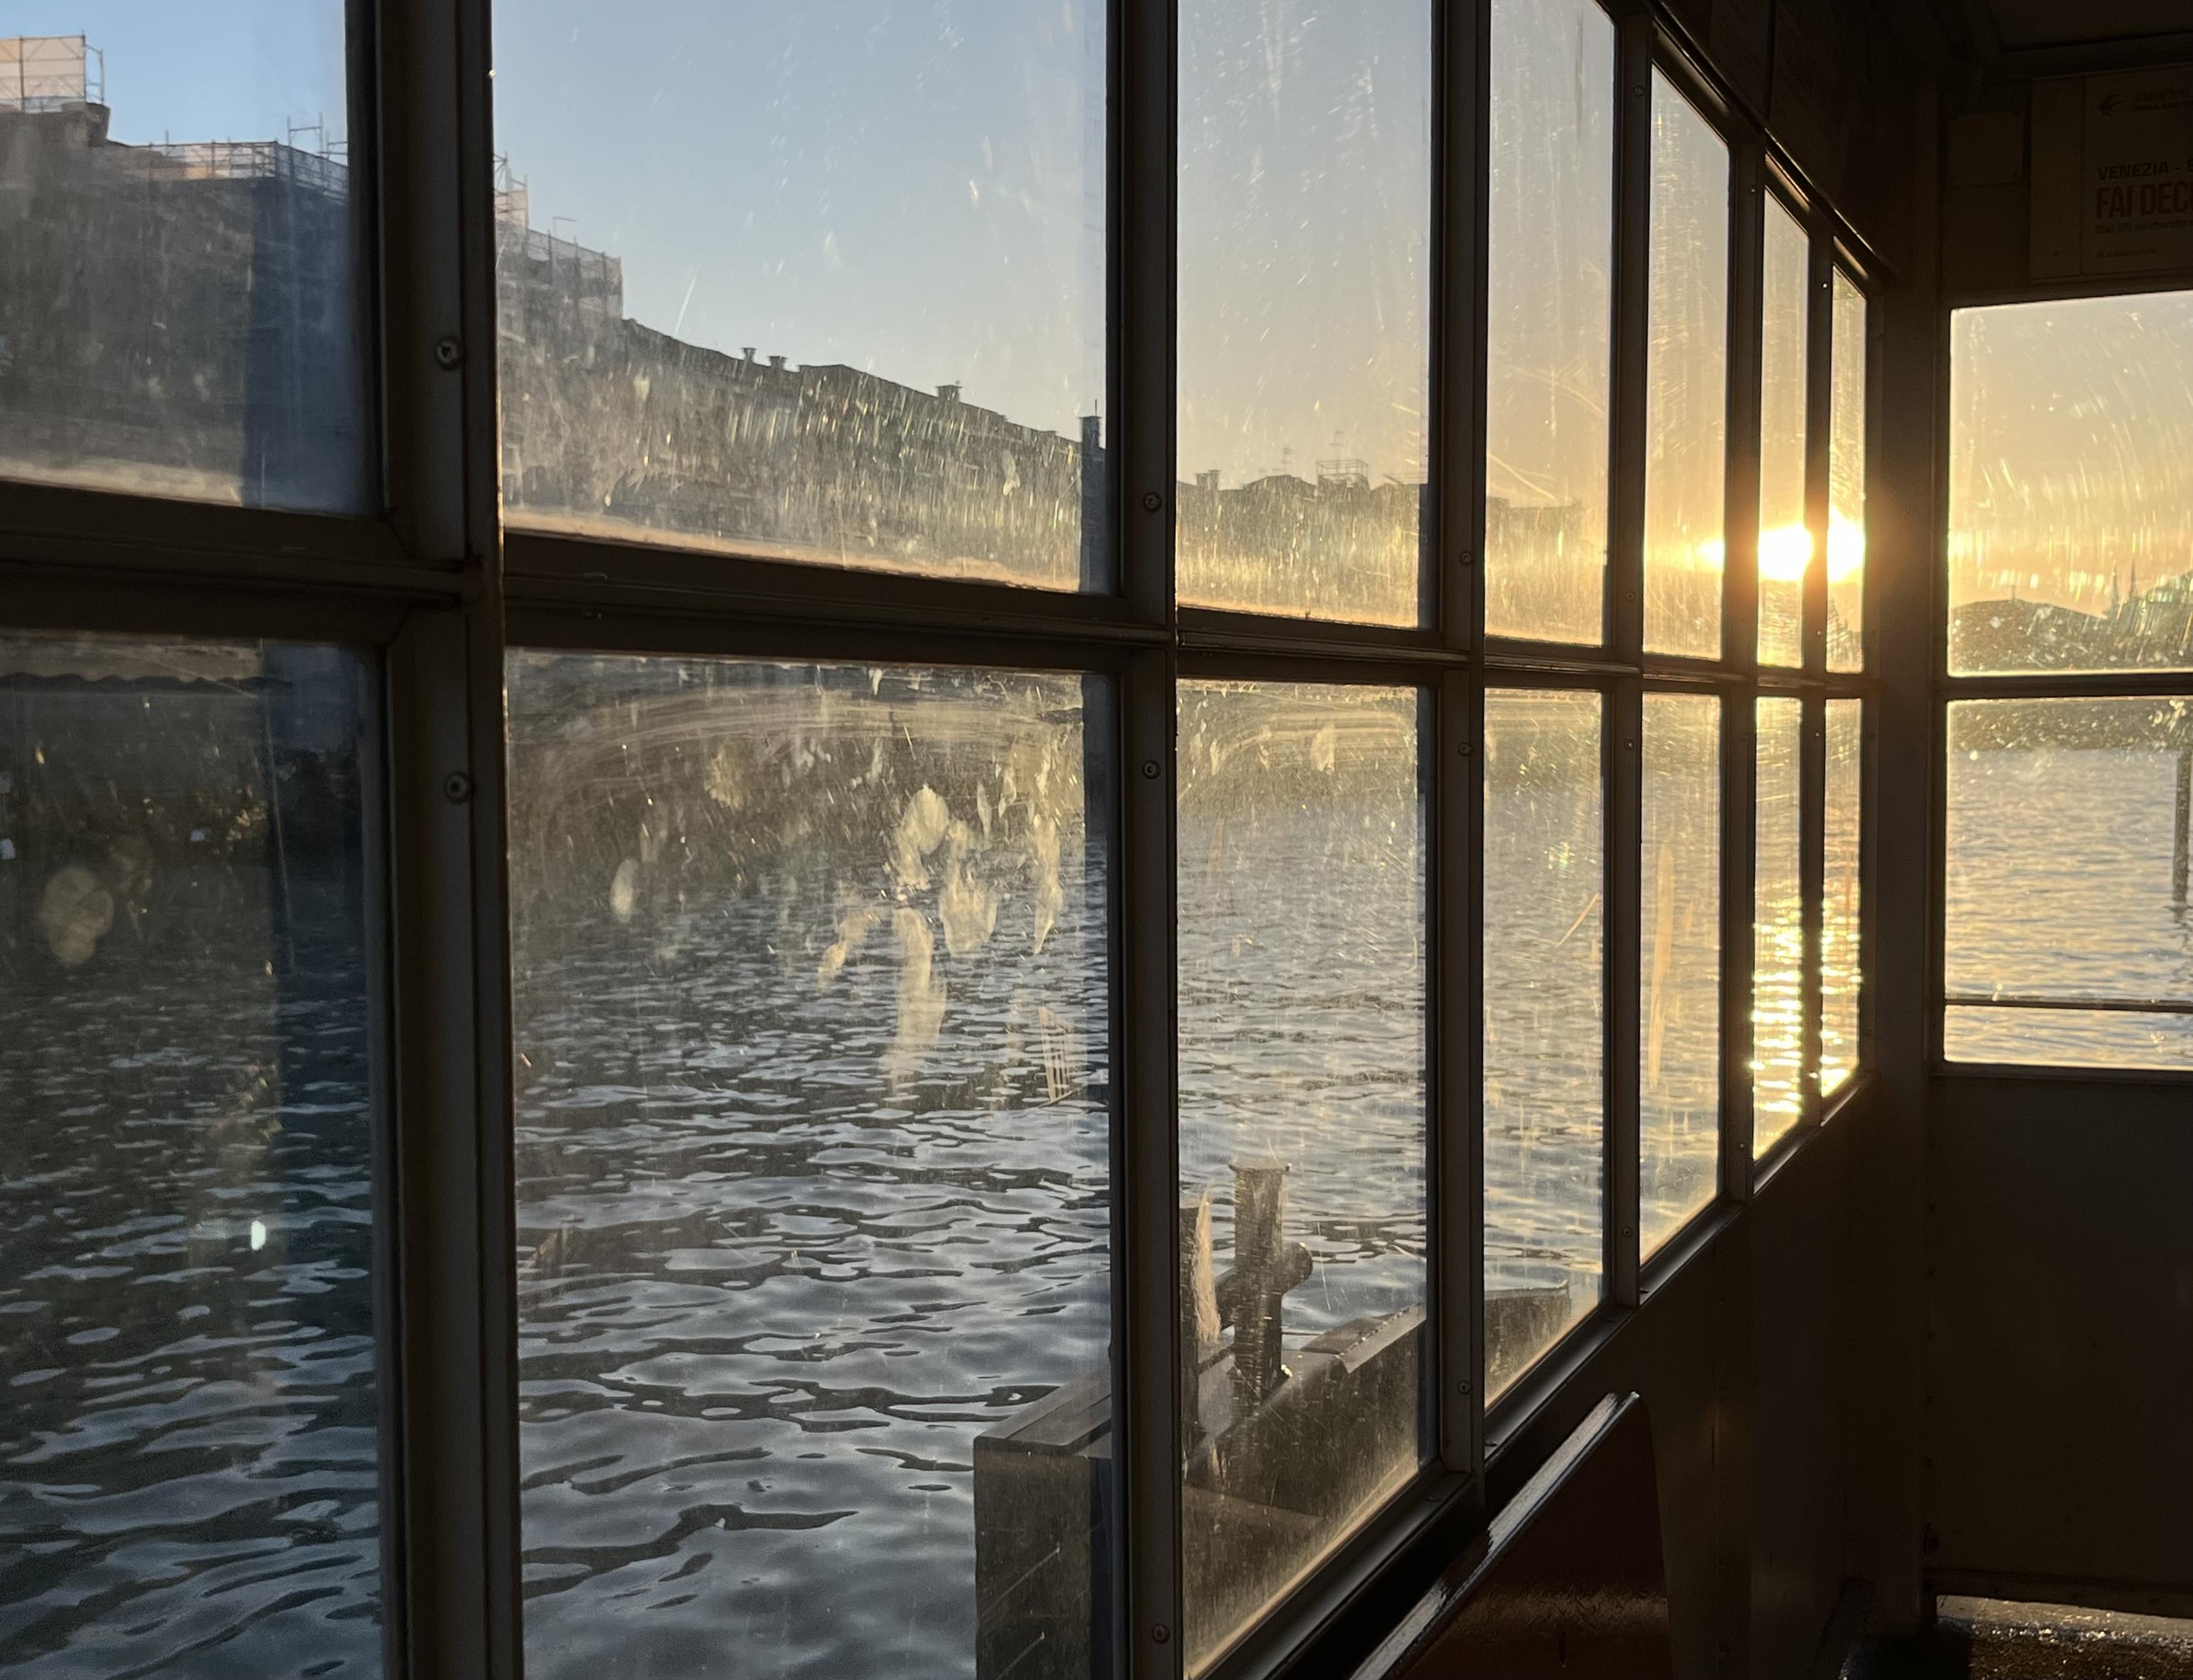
[
  {"x1": 1608, "y1": 19, "x2": 1654, "y2": 667},
  {"x1": 1117, "y1": 0, "x2": 1179, "y2": 1668},
  {"x1": 1721, "y1": 692, "x2": 1758, "y2": 1194},
  {"x1": 1433, "y1": 0, "x2": 1488, "y2": 1491},
  {"x1": 1607, "y1": 678, "x2": 1643, "y2": 1308},
  {"x1": 1436, "y1": 671, "x2": 1483, "y2": 1477},
  {"x1": 1439, "y1": 0, "x2": 1488, "y2": 657},
  {"x1": 378, "y1": 0, "x2": 517, "y2": 1671},
  {"x1": 1121, "y1": 649, "x2": 1180, "y2": 1679}
]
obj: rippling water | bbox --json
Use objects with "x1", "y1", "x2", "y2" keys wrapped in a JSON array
[
  {"x1": 15, "y1": 672, "x2": 2140, "y2": 1680},
  {"x1": 0, "y1": 876, "x2": 381, "y2": 1679}
]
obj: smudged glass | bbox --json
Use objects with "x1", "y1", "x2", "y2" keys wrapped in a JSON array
[
  {"x1": 505, "y1": 654, "x2": 1113, "y2": 1680},
  {"x1": 1176, "y1": 0, "x2": 1432, "y2": 626},
  {"x1": 1821, "y1": 700, "x2": 1862, "y2": 1093},
  {"x1": 0, "y1": 23, "x2": 366, "y2": 510},
  {"x1": 494, "y1": 5, "x2": 1108, "y2": 588},
  {"x1": 1753, "y1": 696, "x2": 1804, "y2": 1153},
  {"x1": 1758, "y1": 200, "x2": 1809, "y2": 670},
  {"x1": 1828, "y1": 273, "x2": 1867, "y2": 672},
  {"x1": 1945, "y1": 696, "x2": 2193, "y2": 1069},
  {"x1": 0, "y1": 633, "x2": 383, "y2": 1675},
  {"x1": 1950, "y1": 292, "x2": 2193, "y2": 675},
  {"x1": 1643, "y1": 73, "x2": 1729, "y2": 661},
  {"x1": 1484, "y1": 688, "x2": 1604, "y2": 1397},
  {"x1": 1641, "y1": 692, "x2": 1721, "y2": 1255},
  {"x1": 1484, "y1": 0, "x2": 1614, "y2": 646},
  {"x1": 1175, "y1": 680, "x2": 1425, "y2": 1673}
]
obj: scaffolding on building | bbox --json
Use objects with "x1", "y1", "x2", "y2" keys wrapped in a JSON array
[{"x1": 1, "y1": 34, "x2": 103, "y2": 111}]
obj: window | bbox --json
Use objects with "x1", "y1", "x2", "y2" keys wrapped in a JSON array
[
  {"x1": 1757, "y1": 201, "x2": 1809, "y2": 669},
  {"x1": 505, "y1": 656, "x2": 1112, "y2": 1678},
  {"x1": 1642, "y1": 692, "x2": 1722, "y2": 1252},
  {"x1": 1485, "y1": 0, "x2": 1614, "y2": 646},
  {"x1": 0, "y1": 634, "x2": 384, "y2": 1674},
  {"x1": 0, "y1": 21, "x2": 367, "y2": 511},
  {"x1": 1176, "y1": 681, "x2": 1424, "y2": 1667},
  {"x1": 1176, "y1": 0, "x2": 1432, "y2": 626},
  {"x1": 1946, "y1": 294, "x2": 2193, "y2": 1068},
  {"x1": 1828, "y1": 275, "x2": 1868, "y2": 672},
  {"x1": 0, "y1": 5, "x2": 1876, "y2": 1676},
  {"x1": 1754, "y1": 696, "x2": 1805, "y2": 1153},
  {"x1": 1642, "y1": 73, "x2": 1730, "y2": 662},
  {"x1": 493, "y1": 8, "x2": 1108, "y2": 586}
]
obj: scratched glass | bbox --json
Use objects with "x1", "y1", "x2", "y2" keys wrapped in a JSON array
[
  {"x1": 494, "y1": 6, "x2": 1108, "y2": 588},
  {"x1": 1754, "y1": 697, "x2": 1805, "y2": 1153},
  {"x1": 1484, "y1": 0, "x2": 1614, "y2": 645},
  {"x1": 1944, "y1": 697, "x2": 2193, "y2": 1070},
  {"x1": 1176, "y1": 680, "x2": 1425, "y2": 1673},
  {"x1": 1176, "y1": 0, "x2": 1432, "y2": 626},
  {"x1": 0, "y1": 633, "x2": 383, "y2": 1677},
  {"x1": 0, "y1": 23, "x2": 366, "y2": 510},
  {"x1": 1641, "y1": 693, "x2": 1722, "y2": 1255},
  {"x1": 1950, "y1": 292, "x2": 2193, "y2": 675},
  {"x1": 1821, "y1": 700, "x2": 1862, "y2": 1094},
  {"x1": 1643, "y1": 73, "x2": 1730, "y2": 661},
  {"x1": 1758, "y1": 200, "x2": 1810, "y2": 670},
  {"x1": 1484, "y1": 689, "x2": 1604, "y2": 1397},
  {"x1": 506, "y1": 654, "x2": 1113, "y2": 1680},
  {"x1": 1828, "y1": 274, "x2": 1867, "y2": 672}
]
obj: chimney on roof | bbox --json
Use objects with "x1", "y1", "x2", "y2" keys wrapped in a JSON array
[
  {"x1": 769, "y1": 355, "x2": 786, "y2": 371},
  {"x1": 742, "y1": 347, "x2": 757, "y2": 363},
  {"x1": 937, "y1": 383, "x2": 961, "y2": 403}
]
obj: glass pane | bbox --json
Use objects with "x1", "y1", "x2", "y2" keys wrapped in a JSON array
[
  {"x1": 1828, "y1": 274, "x2": 1867, "y2": 672},
  {"x1": 1643, "y1": 73, "x2": 1729, "y2": 661},
  {"x1": 0, "y1": 21, "x2": 365, "y2": 510},
  {"x1": 507, "y1": 656, "x2": 1112, "y2": 1680},
  {"x1": 1176, "y1": 1, "x2": 1431, "y2": 626},
  {"x1": 1484, "y1": 690, "x2": 1602, "y2": 1397},
  {"x1": 1945, "y1": 699, "x2": 2193, "y2": 1065},
  {"x1": 1944, "y1": 1007, "x2": 2193, "y2": 1070},
  {"x1": 1757, "y1": 201, "x2": 1809, "y2": 670},
  {"x1": 1821, "y1": 700, "x2": 1862, "y2": 1094},
  {"x1": 494, "y1": 9, "x2": 1106, "y2": 588},
  {"x1": 1484, "y1": 0, "x2": 1613, "y2": 646},
  {"x1": 1950, "y1": 292, "x2": 2193, "y2": 675},
  {"x1": 1753, "y1": 697, "x2": 1804, "y2": 1154},
  {"x1": 1, "y1": 634, "x2": 383, "y2": 1673},
  {"x1": 1641, "y1": 694, "x2": 1720, "y2": 1255},
  {"x1": 1176, "y1": 682, "x2": 1424, "y2": 1672}
]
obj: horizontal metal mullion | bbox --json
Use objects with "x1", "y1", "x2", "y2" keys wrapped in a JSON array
[
  {"x1": 505, "y1": 602, "x2": 1147, "y2": 676},
  {"x1": 506, "y1": 528, "x2": 1153, "y2": 630},
  {"x1": 1940, "y1": 670, "x2": 2193, "y2": 700},
  {"x1": 0, "y1": 477, "x2": 417, "y2": 564},
  {"x1": 1943, "y1": 994, "x2": 2193, "y2": 1017},
  {"x1": 1177, "y1": 605, "x2": 1451, "y2": 660},
  {"x1": 0, "y1": 572, "x2": 431, "y2": 646}
]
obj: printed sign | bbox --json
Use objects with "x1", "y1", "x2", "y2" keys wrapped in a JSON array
[{"x1": 2083, "y1": 67, "x2": 2193, "y2": 274}]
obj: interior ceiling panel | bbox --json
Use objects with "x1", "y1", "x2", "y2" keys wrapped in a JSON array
[{"x1": 1986, "y1": 0, "x2": 2193, "y2": 49}]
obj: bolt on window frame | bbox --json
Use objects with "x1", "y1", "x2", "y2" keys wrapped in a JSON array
[{"x1": 0, "y1": 1, "x2": 1882, "y2": 1676}]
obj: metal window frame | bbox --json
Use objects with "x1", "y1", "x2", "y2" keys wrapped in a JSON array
[{"x1": 0, "y1": 0, "x2": 1888, "y2": 1677}]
